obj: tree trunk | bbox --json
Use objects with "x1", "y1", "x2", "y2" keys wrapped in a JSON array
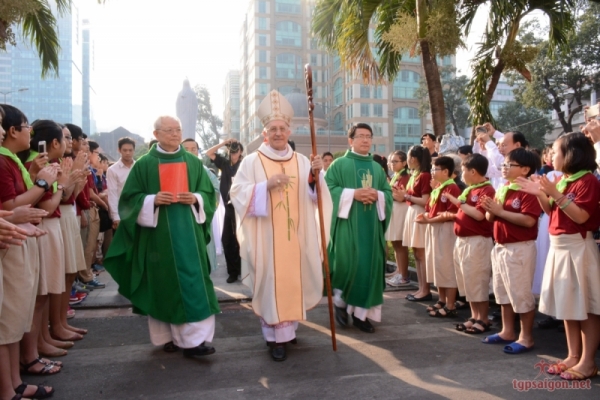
[
  {"x1": 420, "y1": 40, "x2": 446, "y2": 136},
  {"x1": 544, "y1": 77, "x2": 572, "y2": 133},
  {"x1": 485, "y1": 59, "x2": 506, "y2": 103}
]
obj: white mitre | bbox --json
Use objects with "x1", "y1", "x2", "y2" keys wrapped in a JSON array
[{"x1": 256, "y1": 90, "x2": 294, "y2": 127}]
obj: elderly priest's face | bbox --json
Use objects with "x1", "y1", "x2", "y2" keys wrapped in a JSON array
[
  {"x1": 154, "y1": 117, "x2": 183, "y2": 152},
  {"x1": 264, "y1": 120, "x2": 291, "y2": 151}
]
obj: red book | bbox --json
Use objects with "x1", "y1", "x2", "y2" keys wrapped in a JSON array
[{"x1": 159, "y1": 162, "x2": 189, "y2": 200}]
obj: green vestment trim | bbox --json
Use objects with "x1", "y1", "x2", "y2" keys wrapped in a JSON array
[
  {"x1": 325, "y1": 151, "x2": 393, "y2": 309},
  {"x1": 104, "y1": 145, "x2": 219, "y2": 324}
]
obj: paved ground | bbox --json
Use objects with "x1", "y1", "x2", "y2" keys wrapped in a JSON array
[{"x1": 48, "y1": 263, "x2": 599, "y2": 399}]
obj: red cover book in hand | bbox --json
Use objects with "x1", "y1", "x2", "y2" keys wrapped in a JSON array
[{"x1": 159, "y1": 162, "x2": 189, "y2": 201}]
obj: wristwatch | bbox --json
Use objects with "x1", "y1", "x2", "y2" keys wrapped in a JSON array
[
  {"x1": 57, "y1": 184, "x2": 65, "y2": 191},
  {"x1": 35, "y1": 179, "x2": 50, "y2": 192}
]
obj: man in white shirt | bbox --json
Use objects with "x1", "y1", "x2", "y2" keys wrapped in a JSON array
[{"x1": 107, "y1": 137, "x2": 136, "y2": 230}]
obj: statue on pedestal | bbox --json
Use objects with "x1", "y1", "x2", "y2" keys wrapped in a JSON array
[{"x1": 176, "y1": 79, "x2": 198, "y2": 140}]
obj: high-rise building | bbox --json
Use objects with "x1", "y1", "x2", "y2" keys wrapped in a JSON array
[
  {"x1": 223, "y1": 70, "x2": 241, "y2": 141},
  {"x1": 7, "y1": 1, "x2": 90, "y2": 128},
  {"x1": 82, "y1": 19, "x2": 97, "y2": 135},
  {"x1": 237, "y1": 0, "x2": 449, "y2": 157}
]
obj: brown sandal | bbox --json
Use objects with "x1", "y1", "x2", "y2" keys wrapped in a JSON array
[
  {"x1": 20, "y1": 358, "x2": 61, "y2": 375},
  {"x1": 456, "y1": 318, "x2": 476, "y2": 332},
  {"x1": 426, "y1": 301, "x2": 446, "y2": 313}
]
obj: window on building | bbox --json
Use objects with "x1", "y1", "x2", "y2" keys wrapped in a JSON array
[
  {"x1": 373, "y1": 104, "x2": 383, "y2": 117},
  {"x1": 259, "y1": 66, "x2": 267, "y2": 79},
  {"x1": 378, "y1": 144, "x2": 386, "y2": 153},
  {"x1": 402, "y1": 53, "x2": 421, "y2": 63},
  {"x1": 393, "y1": 70, "x2": 420, "y2": 99},
  {"x1": 276, "y1": 53, "x2": 303, "y2": 79},
  {"x1": 258, "y1": 1, "x2": 267, "y2": 13},
  {"x1": 310, "y1": 54, "x2": 318, "y2": 65},
  {"x1": 333, "y1": 78, "x2": 343, "y2": 106},
  {"x1": 360, "y1": 103, "x2": 370, "y2": 117},
  {"x1": 373, "y1": 86, "x2": 382, "y2": 99},
  {"x1": 372, "y1": 122, "x2": 383, "y2": 136},
  {"x1": 278, "y1": 85, "x2": 295, "y2": 95},
  {"x1": 276, "y1": 0, "x2": 301, "y2": 14},
  {"x1": 317, "y1": 128, "x2": 326, "y2": 136},
  {"x1": 295, "y1": 126, "x2": 309, "y2": 135},
  {"x1": 333, "y1": 113, "x2": 344, "y2": 134},
  {"x1": 489, "y1": 101, "x2": 504, "y2": 117},
  {"x1": 347, "y1": 104, "x2": 353, "y2": 119},
  {"x1": 347, "y1": 86, "x2": 353, "y2": 101},
  {"x1": 333, "y1": 55, "x2": 341, "y2": 72},
  {"x1": 258, "y1": 34, "x2": 267, "y2": 46},
  {"x1": 394, "y1": 107, "x2": 421, "y2": 139},
  {"x1": 275, "y1": 21, "x2": 301, "y2": 47},
  {"x1": 360, "y1": 85, "x2": 370, "y2": 98},
  {"x1": 258, "y1": 50, "x2": 267, "y2": 63},
  {"x1": 258, "y1": 83, "x2": 269, "y2": 96},
  {"x1": 258, "y1": 17, "x2": 268, "y2": 30}
]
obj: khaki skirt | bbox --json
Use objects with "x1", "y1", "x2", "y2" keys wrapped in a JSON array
[
  {"x1": 540, "y1": 233, "x2": 600, "y2": 320},
  {"x1": 385, "y1": 201, "x2": 409, "y2": 241},
  {"x1": 402, "y1": 204, "x2": 427, "y2": 248},
  {"x1": 59, "y1": 204, "x2": 86, "y2": 273},
  {"x1": 0, "y1": 237, "x2": 39, "y2": 344},
  {"x1": 36, "y1": 218, "x2": 66, "y2": 295}
]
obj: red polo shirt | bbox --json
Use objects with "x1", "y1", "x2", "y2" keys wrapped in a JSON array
[
  {"x1": 426, "y1": 183, "x2": 461, "y2": 218},
  {"x1": 454, "y1": 184, "x2": 495, "y2": 238},
  {"x1": 407, "y1": 172, "x2": 432, "y2": 206},
  {"x1": 493, "y1": 188, "x2": 541, "y2": 244},
  {"x1": 549, "y1": 173, "x2": 600, "y2": 238}
]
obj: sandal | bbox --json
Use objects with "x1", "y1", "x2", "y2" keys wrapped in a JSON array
[
  {"x1": 429, "y1": 306, "x2": 457, "y2": 318},
  {"x1": 15, "y1": 382, "x2": 54, "y2": 400},
  {"x1": 465, "y1": 320, "x2": 491, "y2": 335},
  {"x1": 426, "y1": 301, "x2": 446, "y2": 313},
  {"x1": 20, "y1": 358, "x2": 61, "y2": 375},
  {"x1": 456, "y1": 318, "x2": 476, "y2": 332},
  {"x1": 560, "y1": 366, "x2": 598, "y2": 381}
]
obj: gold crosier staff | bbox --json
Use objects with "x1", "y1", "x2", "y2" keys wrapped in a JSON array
[{"x1": 304, "y1": 64, "x2": 337, "y2": 351}]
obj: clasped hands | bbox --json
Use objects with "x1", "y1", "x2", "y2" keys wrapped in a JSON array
[
  {"x1": 354, "y1": 188, "x2": 378, "y2": 205},
  {"x1": 154, "y1": 192, "x2": 198, "y2": 206}
]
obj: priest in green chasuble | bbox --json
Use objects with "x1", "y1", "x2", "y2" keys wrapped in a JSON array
[
  {"x1": 104, "y1": 115, "x2": 220, "y2": 358},
  {"x1": 230, "y1": 91, "x2": 332, "y2": 362},
  {"x1": 325, "y1": 123, "x2": 393, "y2": 334}
]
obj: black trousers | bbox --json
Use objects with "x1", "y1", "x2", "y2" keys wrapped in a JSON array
[{"x1": 222, "y1": 204, "x2": 241, "y2": 277}]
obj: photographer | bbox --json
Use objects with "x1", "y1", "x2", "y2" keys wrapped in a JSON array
[{"x1": 206, "y1": 138, "x2": 244, "y2": 283}]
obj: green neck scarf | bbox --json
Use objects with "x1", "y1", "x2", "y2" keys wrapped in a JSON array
[
  {"x1": 549, "y1": 170, "x2": 590, "y2": 205},
  {"x1": 495, "y1": 182, "x2": 521, "y2": 204},
  {"x1": 390, "y1": 168, "x2": 407, "y2": 188},
  {"x1": 429, "y1": 178, "x2": 455, "y2": 207},
  {"x1": 457, "y1": 180, "x2": 491, "y2": 202},
  {"x1": 407, "y1": 170, "x2": 420, "y2": 190},
  {"x1": 0, "y1": 146, "x2": 34, "y2": 189}
]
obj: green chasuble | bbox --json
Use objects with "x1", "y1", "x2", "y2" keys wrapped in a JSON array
[
  {"x1": 104, "y1": 145, "x2": 220, "y2": 324},
  {"x1": 325, "y1": 151, "x2": 393, "y2": 309}
]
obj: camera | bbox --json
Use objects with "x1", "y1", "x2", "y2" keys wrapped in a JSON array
[{"x1": 226, "y1": 141, "x2": 241, "y2": 153}]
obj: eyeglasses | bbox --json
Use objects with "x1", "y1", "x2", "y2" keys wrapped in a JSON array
[
  {"x1": 157, "y1": 128, "x2": 182, "y2": 134},
  {"x1": 352, "y1": 135, "x2": 372, "y2": 140},
  {"x1": 64, "y1": 136, "x2": 73, "y2": 141},
  {"x1": 391, "y1": 160, "x2": 402, "y2": 164},
  {"x1": 267, "y1": 126, "x2": 288, "y2": 134},
  {"x1": 15, "y1": 124, "x2": 31, "y2": 131},
  {"x1": 501, "y1": 163, "x2": 522, "y2": 169}
]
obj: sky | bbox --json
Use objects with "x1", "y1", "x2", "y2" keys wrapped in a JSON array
[
  {"x1": 80, "y1": 0, "x2": 249, "y2": 139},
  {"x1": 78, "y1": 0, "x2": 495, "y2": 141}
]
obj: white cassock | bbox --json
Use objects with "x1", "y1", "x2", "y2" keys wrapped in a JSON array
[{"x1": 230, "y1": 143, "x2": 332, "y2": 342}]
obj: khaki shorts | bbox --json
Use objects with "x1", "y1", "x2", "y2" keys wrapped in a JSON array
[
  {"x1": 454, "y1": 235, "x2": 493, "y2": 302},
  {"x1": 492, "y1": 241, "x2": 536, "y2": 313},
  {"x1": 425, "y1": 222, "x2": 457, "y2": 288}
]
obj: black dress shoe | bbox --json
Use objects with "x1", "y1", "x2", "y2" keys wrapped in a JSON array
[
  {"x1": 163, "y1": 341, "x2": 179, "y2": 352},
  {"x1": 270, "y1": 343, "x2": 287, "y2": 361},
  {"x1": 406, "y1": 293, "x2": 433, "y2": 302},
  {"x1": 183, "y1": 343, "x2": 215, "y2": 358},
  {"x1": 352, "y1": 315, "x2": 375, "y2": 333},
  {"x1": 335, "y1": 305, "x2": 348, "y2": 327},
  {"x1": 226, "y1": 275, "x2": 237, "y2": 284}
]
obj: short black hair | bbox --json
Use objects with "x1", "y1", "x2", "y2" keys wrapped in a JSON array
[
  {"x1": 506, "y1": 148, "x2": 541, "y2": 177},
  {"x1": 458, "y1": 145, "x2": 473, "y2": 155},
  {"x1": 118, "y1": 137, "x2": 136, "y2": 149},
  {"x1": 407, "y1": 145, "x2": 432, "y2": 173},
  {"x1": 462, "y1": 153, "x2": 489, "y2": 177},
  {"x1": 288, "y1": 140, "x2": 295, "y2": 151},
  {"x1": 149, "y1": 139, "x2": 158, "y2": 148},
  {"x1": 372, "y1": 154, "x2": 389, "y2": 176},
  {"x1": 421, "y1": 133, "x2": 436, "y2": 142},
  {"x1": 556, "y1": 132, "x2": 597, "y2": 174},
  {"x1": 348, "y1": 123, "x2": 373, "y2": 139},
  {"x1": 508, "y1": 131, "x2": 528, "y2": 148},
  {"x1": 88, "y1": 140, "x2": 99, "y2": 152},
  {"x1": 65, "y1": 123, "x2": 84, "y2": 141},
  {"x1": 17, "y1": 119, "x2": 63, "y2": 163},
  {"x1": 181, "y1": 138, "x2": 199, "y2": 147},
  {"x1": 99, "y1": 153, "x2": 109, "y2": 162},
  {"x1": 434, "y1": 156, "x2": 455, "y2": 176},
  {"x1": 0, "y1": 104, "x2": 28, "y2": 134},
  {"x1": 322, "y1": 151, "x2": 333, "y2": 159}
]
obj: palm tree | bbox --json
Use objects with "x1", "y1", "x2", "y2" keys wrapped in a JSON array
[
  {"x1": 460, "y1": 0, "x2": 576, "y2": 130},
  {"x1": 312, "y1": 0, "x2": 464, "y2": 137},
  {"x1": 1, "y1": 1, "x2": 105, "y2": 77}
]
